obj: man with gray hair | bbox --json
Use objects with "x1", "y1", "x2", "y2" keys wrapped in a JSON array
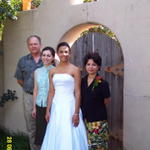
[{"x1": 15, "y1": 35, "x2": 43, "y2": 150}]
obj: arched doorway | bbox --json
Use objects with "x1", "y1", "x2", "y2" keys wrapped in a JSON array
[{"x1": 60, "y1": 23, "x2": 124, "y2": 150}]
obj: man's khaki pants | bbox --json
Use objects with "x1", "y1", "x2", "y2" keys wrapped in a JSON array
[{"x1": 23, "y1": 91, "x2": 37, "y2": 150}]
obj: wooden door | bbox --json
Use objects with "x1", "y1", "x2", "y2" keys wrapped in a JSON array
[{"x1": 71, "y1": 32, "x2": 123, "y2": 150}]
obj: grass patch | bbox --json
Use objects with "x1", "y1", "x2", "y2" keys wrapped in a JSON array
[{"x1": 0, "y1": 127, "x2": 30, "y2": 150}]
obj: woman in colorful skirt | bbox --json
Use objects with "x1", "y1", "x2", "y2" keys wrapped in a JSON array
[{"x1": 81, "y1": 52, "x2": 111, "y2": 150}]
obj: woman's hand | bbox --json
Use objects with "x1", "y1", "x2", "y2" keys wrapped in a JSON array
[
  {"x1": 32, "y1": 107, "x2": 36, "y2": 118},
  {"x1": 104, "y1": 98, "x2": 111, "y2": 105},
  {"x1": 72, "y1": 114, "x2": 79, "y2": 127},
  {"x1": 45, "y1": 111, "x2": 50, "y2": 123}
]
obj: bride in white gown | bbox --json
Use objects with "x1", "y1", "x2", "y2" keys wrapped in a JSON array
[{"x1": 41, "y1": 42, "x2": 88, "y2": 150}]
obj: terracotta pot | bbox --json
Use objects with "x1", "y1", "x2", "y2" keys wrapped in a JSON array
[{"x1": 22, "y1": 0, "x2": 32, "y2": 10}]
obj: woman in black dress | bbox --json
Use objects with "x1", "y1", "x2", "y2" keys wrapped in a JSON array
[{"x1": 81, "y1": 52, "x2": 111, "y2": 150}]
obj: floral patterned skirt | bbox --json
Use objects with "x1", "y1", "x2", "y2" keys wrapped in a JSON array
[{"x1": 85, "y1": 120, "x2": 109, "y2": 150}]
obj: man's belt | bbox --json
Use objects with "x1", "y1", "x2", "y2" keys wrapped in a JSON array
[{"x1": 26, "y1": 91, "x2": 33, "y2": 95}]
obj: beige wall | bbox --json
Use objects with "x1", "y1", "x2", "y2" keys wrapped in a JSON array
[
  {"x1": 2, "y1": 11, "x2": 35, "y2": 133},
  {"x1": 2, "y1": 0, "x2": 150, "y2": 149}
]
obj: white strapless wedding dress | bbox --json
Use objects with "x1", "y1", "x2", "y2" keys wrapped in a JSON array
[{"x1": 41, "y1": 74, "x2": 88, "y2": 150}]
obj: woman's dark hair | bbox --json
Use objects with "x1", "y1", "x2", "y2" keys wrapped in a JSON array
[
  {"x1": 42, "y1": 46, "x2": 55, "y2": 57},
  {"x1": 56, "y1": 42, "x2": 71, "y2": 52},
  {"x1": 83, "y1": 52, "x2": 102, "y2": 67},
  {"x1": 42, "y1": 46, "x2": 55, "y2": 65}
]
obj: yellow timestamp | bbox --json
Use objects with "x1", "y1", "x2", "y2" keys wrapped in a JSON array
[{"x1": 7, "y1": 136, "x2": 12, "y2": 150}]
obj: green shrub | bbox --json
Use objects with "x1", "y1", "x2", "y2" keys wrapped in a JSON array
[
  {"x1": 83, "y1": 0, "x2": 97, "y2": 3},
  {"x1": 31, "y1": 0, "x2": 42, "y2": 8},
  {"x1": 0, "y1": 89, "x2": 18, "y2": 107}
]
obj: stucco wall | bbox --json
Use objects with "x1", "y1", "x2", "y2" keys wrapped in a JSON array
[
  {"x1": 2, "y1": 11, "x2": 35, "y2": 132},
  {"x1": 2, "y1": 0, "x2": 150, "y2": 149}
]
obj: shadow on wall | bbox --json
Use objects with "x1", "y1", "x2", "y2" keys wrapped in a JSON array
[{"x1": 0, "y1": 41, "x2": 4, "y2": 95}]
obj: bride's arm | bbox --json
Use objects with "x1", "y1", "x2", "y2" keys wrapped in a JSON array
[
  {"x1": 45, "y1": 70, "x2": 55, "y2": 122},
  {"x1": 72, "y1": 67, "x2": 81, "y2": 127}
]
